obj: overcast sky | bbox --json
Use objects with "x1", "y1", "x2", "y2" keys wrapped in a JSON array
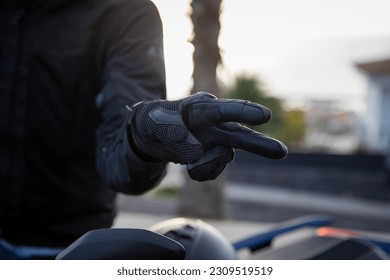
[{"x1": 152, "y1": 0, "x2": 390, "y2": 108}]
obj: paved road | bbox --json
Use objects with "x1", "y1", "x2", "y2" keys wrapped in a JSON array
[{"x1": 113, "y1": 211, "x2": 271, "y2": 243}]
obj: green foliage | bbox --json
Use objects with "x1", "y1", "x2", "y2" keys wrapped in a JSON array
[
  {"x1": 153, "y1": 185, "x2": 179, "y2": 198},
  {"x1": 282, "y1": 109, "x2": 306, "y2": 148},
  {"x1": 226, "y1": 74, "x2": 306, "y2": 150}
]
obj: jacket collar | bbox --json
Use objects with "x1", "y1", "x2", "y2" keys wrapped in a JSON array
[{"x1": 2, "y1": 0, "x2": 80, "y2": 11}]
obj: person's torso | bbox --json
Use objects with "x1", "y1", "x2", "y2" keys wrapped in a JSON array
[{"x1": 0, "y1": 0, "x2": 128, "y2": 246}]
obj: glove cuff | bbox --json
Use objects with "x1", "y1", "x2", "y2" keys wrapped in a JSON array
[{"x1": 126, "y1": 104, "x2": 162, "y2": 163}]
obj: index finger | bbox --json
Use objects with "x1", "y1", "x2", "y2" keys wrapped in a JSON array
[
  {"x1": 195, "y1": 98, "x2": 272, "y2": 125},
  {"x1": 181, "y1": 92, "x2": 272, "y2": 129}
]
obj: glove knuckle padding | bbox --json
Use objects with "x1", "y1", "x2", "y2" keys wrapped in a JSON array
[{"x1": 134, "y1": 100, "x2": 202, "y2": 164}]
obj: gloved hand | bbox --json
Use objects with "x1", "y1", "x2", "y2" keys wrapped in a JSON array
[{"x1": 127, "y1": 92, "x2": 288, "y2": 181}]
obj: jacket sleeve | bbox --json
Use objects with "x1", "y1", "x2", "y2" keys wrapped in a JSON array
[{"x1": 95, "y1": 0, "x2": 167, "y2": 194}]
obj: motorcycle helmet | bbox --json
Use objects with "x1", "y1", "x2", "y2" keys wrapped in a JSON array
[{"x1": 150, "y1": 218, "x2": 237, "y2": 260}]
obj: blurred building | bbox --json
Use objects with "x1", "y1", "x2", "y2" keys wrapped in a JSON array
[
  {"x1": 357, "y1": 58, "x2": 390, "y2": 156},
  {"x1": 303, "y1": 99, "x2": 362, "y2": 154}
]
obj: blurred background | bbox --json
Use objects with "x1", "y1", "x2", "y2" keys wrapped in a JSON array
[{"x1": 115, "y1": 0, "x2": 390, "y2": 240}]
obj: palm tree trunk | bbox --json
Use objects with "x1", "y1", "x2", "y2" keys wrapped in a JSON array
[{"x1": 177, "y1": 0, "x2": 228, "y2": 219}]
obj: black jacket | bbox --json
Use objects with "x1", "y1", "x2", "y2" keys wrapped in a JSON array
[{"x1": 0, "y1": 0, "x2": 167, "y2": 246}]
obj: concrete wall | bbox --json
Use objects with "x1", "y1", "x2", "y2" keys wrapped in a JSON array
[{"x1": 227, "y1": 151, "x2": 390, "y2": 202}]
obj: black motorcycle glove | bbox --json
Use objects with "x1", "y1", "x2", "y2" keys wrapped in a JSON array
[{"x1": 128, "y1": 92, "x2": 288, "y2": 181}]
